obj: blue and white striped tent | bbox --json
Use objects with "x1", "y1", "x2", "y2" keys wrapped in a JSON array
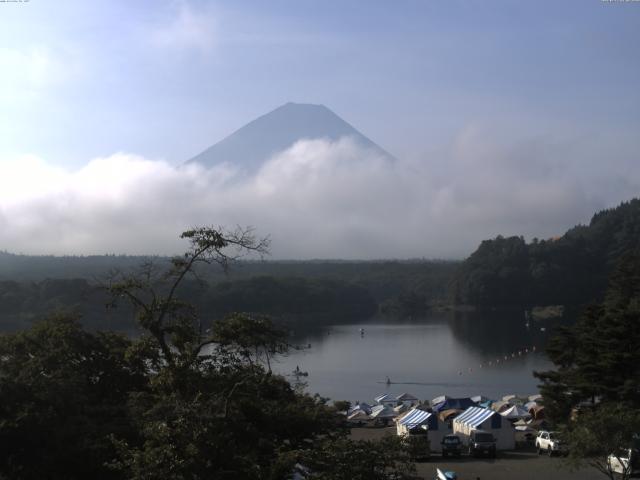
[
  {"x1": 454, "y1": 406, "x2": 496, "y2": 428},
  {"x1": 396, "y1": 408, "x2": 451, "y2": 451},
  {"x1": 398, "y1": 409, "x2": 435, "y2": 429},
  {"x1": 453, "y1": 406, "x2": 515, "y2": 450}
]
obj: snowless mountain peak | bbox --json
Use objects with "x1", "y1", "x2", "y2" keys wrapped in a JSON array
[{"x1": 186, "y1": 102, "x2": 395, "y2": 172}]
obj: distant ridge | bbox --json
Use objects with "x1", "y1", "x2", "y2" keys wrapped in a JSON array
[{"x1": 186, "y1": 102, "x2": 395, "y2": 172}]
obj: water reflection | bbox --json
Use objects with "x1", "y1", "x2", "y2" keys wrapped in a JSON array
[{"x1": 275, "y1": 312, "x2": 568, "y2": 404}]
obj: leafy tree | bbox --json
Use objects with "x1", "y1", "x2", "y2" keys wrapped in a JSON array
[
  {"x1": 563, "y1": 406, "x2": 640, "y2": 480},
  {"x1": 104, "y1": 227, "x2": 346, "y2": 479},
  {"x1": 0, "y1": 314, "x2": 148, "y2": 479},
  {"x1": 536, "y1": 253, "x2": 640, "y2": 419},
  {"x1": 296, "y1": 436, "x2": 416, "y2": 480},
  {"x1": 535, "y1": 252, "x2": 640, "y2": 479},
  {"x1": 0, "y1": 226, "x2": 422, "y2": 479},
  {"x1": 106, "y1": 226, "x2": 270, "y2": 372}
]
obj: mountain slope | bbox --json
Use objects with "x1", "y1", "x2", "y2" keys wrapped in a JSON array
[{"x1": 186, "y1": 102, "x2": 395, "y2": 172}]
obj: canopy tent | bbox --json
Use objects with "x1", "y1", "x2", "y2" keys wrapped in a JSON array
[
  {"x1": 470, "y1": 395, "x2": 489, "y2": 404},
  {"x1": 502, "y1": 395, "x2": 527, "y2": 406},
  {"x1": 454, "y1": 406, "x2": 495, "y2": 429},
  {"x1": 396, "y1": 408, "x2": 452, "y2": 451},
  {"x1": 398, "y1": 408, "x2": 434, "y2": 429},
  {"x1": 529, "y1": 405, "x2": 545, "y2": 420},
  {"x1": 515, "y1": 425, "x2": 537, "y2": 443},
  {"x1": 348, "y1": 402, "x2": 372, "y2": 415},
  {"x1": 396, "y1": 393, "x2": 420, "y2": 407},
  {"x1": 370, "y1": 405, "x2": 397, "y2": 419},
  {"x1": 438, "y1": 409, "x2": 462, "y2": 423},
  {"x1": 374, "y1": 393, "x2": 397, "y2": 407},
  {"x1": 433, "y1": 397, "x2": 476, "y2": 413},
  {"x1": 490, "y1": 400, "x2": 510, "y2": 413},
  {"x1": 347, "y1": 409, "x2": 370, "y2": 423},
  {"x1": 500, "y1": 405, "x2": 531, "y2": 420},
  {"x1": 396, "y1": 392, "x2": 419, "y2": 402},
  {"x1": 528, "y1": 394, "x2": 543, "y2": 402},
  {"x1": 431, "y1": 395, "x2": 450, "y2": 406},
  {"x1": 453, "y1": 406, "x2": 515, "y2": 450}
]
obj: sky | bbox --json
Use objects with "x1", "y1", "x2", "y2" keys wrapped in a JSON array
[{"x1": 0, "y1": 0, "x2": 639, "y2": 258}]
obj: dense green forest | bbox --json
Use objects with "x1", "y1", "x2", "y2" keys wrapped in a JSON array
[
  {"x1": 0, "y1": 256, "x2": 457, "y2": 331},
  {"x1": 0, "y1": 276, "x2": 377, "y2": 332},
  {"x1": 450, "y1": 198, "x2": 640, "y2": 308}
]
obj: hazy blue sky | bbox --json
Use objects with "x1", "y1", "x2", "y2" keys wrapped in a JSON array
[{"x1": 1, "y1": 1, "x2": 639, "y2": 257}]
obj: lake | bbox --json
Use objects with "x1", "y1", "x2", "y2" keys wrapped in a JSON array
[{"x1": 274, "y1": 310, "x2": 561, "y2": 405}]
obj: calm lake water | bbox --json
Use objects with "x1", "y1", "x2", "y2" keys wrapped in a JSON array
[{"x1": 274, "y1": 311, "x2": 561, "y2": 405}]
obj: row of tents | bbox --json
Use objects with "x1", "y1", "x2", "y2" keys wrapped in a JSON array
[
  {"x1": 396, "y1": 405, "x2": 516, "y2": 451},
  {"x1": 347, "y1": 393, "x2": 548, "y2": 451}
]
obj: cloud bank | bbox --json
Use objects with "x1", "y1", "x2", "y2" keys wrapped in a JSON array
[{"x1": 1, "y1": 134, "x2": 638, "y2": 259}]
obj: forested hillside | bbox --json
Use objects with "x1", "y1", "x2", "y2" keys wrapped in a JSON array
[
  {"x1": 0, "y1": 255, "x2": 458, "y2": 331},
  {"x1": 450, "y1": 198, "x2": 640, "y2": 308}
]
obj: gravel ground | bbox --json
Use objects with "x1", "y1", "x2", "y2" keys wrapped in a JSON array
[{"x1": 350, "y1": 427, "x2": 604, "y2": 480}]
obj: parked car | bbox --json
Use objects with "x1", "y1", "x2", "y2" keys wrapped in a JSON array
[
  {"x1": 535, "y1": 430, "x2": 567, "y2": 456},
  {"x1": 441, "y1": 434, "x2": 462, "y2": 458},
  {"x1": 607, "y1": 447, "x2": 639, "y2": 476},
  {"x1": 468, "y1": 430, "x2": 496, "y2": 458}
]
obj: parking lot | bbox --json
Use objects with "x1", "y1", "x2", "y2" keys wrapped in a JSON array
[{"x1": 350, "y1": 427, "x2": 604, "y2": 480}]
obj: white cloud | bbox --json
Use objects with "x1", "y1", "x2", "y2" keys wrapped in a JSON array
[
  {"x1": 0, "y1": 133, "x2": 638, "y2": 258},
  {"x1": 148, "y1": 1, "x2": 217, "y2": 54},
  {"x1": 0, "y1": 46, "x2": 70, "y2": 100}
]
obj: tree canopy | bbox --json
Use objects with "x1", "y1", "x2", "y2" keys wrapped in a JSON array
[
  {"x1": 451, "y1": 198, "x2": 640, "y2": 308},
  {"x1": 535, "y1": 252, "x2": 640, "y2": 479},
  {"x1": 0, "y1": 226, "x2": 417, "y2": 480}
]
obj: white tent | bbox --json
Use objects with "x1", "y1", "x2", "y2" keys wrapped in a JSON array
[
  {"x1": 396, "y1": 393, "x2": 420, "y2": 408},
  {"x1": 471, "y1": 395, "x2": 489, "y2": 404},
  {"x1": 514, "y1": 425, "x2": 537, "y2": 444},
  {"x1": 490, "y1": 400, "x2": 510, "y2": 413},
  {"x1": 502, "y1": 394, "x2": 527, "y2": 406},
  {"x1": 395, "y1": 408, "x2": 452, "y2": 452},
  {"x1": 348, "y1": 402, "x2": 372, "y2": 415},
  {"x1": 431, "y1": 395, "x2": 450, "y2": 406},
  {"x1": 374, "y1": 393, "x2": 398, "y2": 407},
  {"x1": 347, "y1": 409, "x2": 370, "y2": 423},
  {"x1": 370, "y1": 405, "x2": 397, "y2": 419},
  {"x1": 394, "y1": 403, "x2": 409, "y2": 414},
  {"x1": 500, "y1": 405, "x2": 531, "y2": 420},
  {"x1": 453, "y1": 406, "x2": 515, "y2": 450}
]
